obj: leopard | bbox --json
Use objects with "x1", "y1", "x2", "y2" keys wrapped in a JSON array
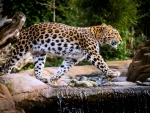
[{"x1": 0, "y1": 22, "x2": 122, "y2": 84}]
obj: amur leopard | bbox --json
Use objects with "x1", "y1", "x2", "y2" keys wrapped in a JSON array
[{"x1": 0, "y1": 22, "x2": 122, "y2": 84}]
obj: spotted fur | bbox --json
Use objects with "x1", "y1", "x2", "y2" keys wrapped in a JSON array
[{"x1": 0, "y1": 22, "x2": 122, "y2": 84}]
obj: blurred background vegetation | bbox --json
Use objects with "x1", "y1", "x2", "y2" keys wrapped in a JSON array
[{"x1": 1, "y1": 0, "x2": 150, "y2": 67}]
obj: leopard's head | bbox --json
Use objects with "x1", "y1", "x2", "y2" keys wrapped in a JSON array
[{"x1": 90, "y1": 23, "x2": 122, "y2": 48}]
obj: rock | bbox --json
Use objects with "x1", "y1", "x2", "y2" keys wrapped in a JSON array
[
  {"x1": 79, "y1": 76, "x2": 88, "y2": 81},
  {"x1": 0, "y1": 83, "x2": 15, "y2": 111},
  {"x1": 0, "y1": 83, "x2": 25, "y2": 113},
  {"x1": 0, "y1": 68, "x2": 149, "y2": 112},
  {"x1": 75, "y1": 81, "x2": 93, "y2": 87},
  {"x1": 57, "y1": 78, "x2": 71, "y2": 86},
  {"x1": 88, "y1": 80, "x2": 98, "y2": 87},
  {"x1": 142, "y1": 82, "x2": 150, "y2": 86},
  {"x1": 69, "y1": 82, "x2": 76, "y2": 87},
  {"x1": 25, "y1": 67, "x2": 57, "y2": 78},
  {"x1": 104, "y1": 81, "x2": 136, "y2": 86},
  {"x1": 136, "y1": 81, "x2": 150, "y2": 86},
  {"x1": 132, "y1": 60, "x2": 142, "y2": 67},
  {"x1": 57, "y1": 80, "x2": 68, "y2": 86},
  {"x1": 68, "y1": 65, "x2": 102, "y2": 75},
  {"x1": 0, "y1": 73, "x2": 49, "y2": 102},
  {"x1": 106, "y1": 60, "x2": 132, "y2": 69},
  {"x1": 146, "y1": 77, "x2": 150, "y2": 82},
  {"x1": 127, "y1": 40, "x2": 150, "y2": 82},
  {"x1": 96, "y1": 78, "x2": 103, "y2": 85},
  {"x1": 111, "y1": 76, "x2": 127, "y2": 82},
  {"x1": 127, "y1": 65, "x2": 150, "y2": 82}
]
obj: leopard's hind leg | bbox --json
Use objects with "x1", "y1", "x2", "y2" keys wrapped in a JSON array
[
  {"x1": 32, "y1": 45, "x2": 48, "y2": 83},
  {"x1": 32, "y1": 53, "x2": 48, "y2": 83},
  {"x1": 49, "y1": 58, "x2": 80, "y2": 84}
]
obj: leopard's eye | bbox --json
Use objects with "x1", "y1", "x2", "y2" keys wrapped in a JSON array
[{"x1": 111, "y1": 40, "x2": 118, "y2": 45}]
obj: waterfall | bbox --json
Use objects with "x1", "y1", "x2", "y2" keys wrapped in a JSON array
[{"x1": 28, "y1": 86, "x2": 150, "y2": 113}]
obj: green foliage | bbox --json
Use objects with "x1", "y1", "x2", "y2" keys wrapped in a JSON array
[
  {"x1": 2, "y1": 0, "x2": 53, "y2": 28},
  {"x1": 135, "y1": 0, "x2": 150, "y2": 39},
  {"x1": 51, "y1": 0, "x2": 81, "y2": 26},
  {"x1": 45, "y1": 56, "x2": 63, "y2": 67},
  {"x1": 133, "y1": 34, "x2": 147, "y2": 50},
  {"x1": 45, "y1": 57, "x2": 91, "y2": 67},
  {"x1": 21, "y1": 64, "x2": 34, "y2": 71}
]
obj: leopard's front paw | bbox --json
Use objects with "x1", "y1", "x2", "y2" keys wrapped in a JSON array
[
  {"x1": 105, "y1": 70, "x2": 120, "y2": 79},
  {"x1": 49, "y1": 77, "x2": 57, "y2": 86}
]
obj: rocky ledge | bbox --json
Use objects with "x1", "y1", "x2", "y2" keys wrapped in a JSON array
[{"x1": 0, "y1": 61, "x2": 150, "y2": 112}]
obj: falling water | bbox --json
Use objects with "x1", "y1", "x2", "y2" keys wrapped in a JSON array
[
  {"x1": 55, "y1": 86, "x2": 150, "y2": 113},
  {"x1": 26, "y1": 86, "x2": 150, "y2": 113}
]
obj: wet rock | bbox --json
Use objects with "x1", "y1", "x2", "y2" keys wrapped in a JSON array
[
  {"x1": 69, "y1": 82, "x2": 76, "y2": 87},
  {"x1": 75, "y1": 81, "x2": 93, "y2": 87},
  {"x1": 111, "y1": 76, "x2": 127, "y2": 82},
  {"x1": 136, "y1": 81, "x2": 150, "y2": 86},
  {"x1": 104, "y1": 81, "x2": 136, "y2": 86},
  {"x1": 88, "y1": 80, "x2": 99, "y2": 86},
  {"x1": 142, "y1": 82, "x2": 150, "y2": 86},
  {"x1": 96, "y1": 78, "x2": 103, "y2": 85},
  {"x1": 79, "y1": 76, "x2": 88, "y2": 81},
  {"x1": 146, "y1": 77, "x2": 150, "y2": 82},
  {"x1": 74, "y1": 80, "x2": 99, "y2": 87}
]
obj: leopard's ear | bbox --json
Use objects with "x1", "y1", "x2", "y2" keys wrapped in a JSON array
[
  {"x1": 101, "y1": 23, "x2": 107, "y2": 30},
  {"x1": 108, "y1": 25, "x2": 113, "y2": 28}
]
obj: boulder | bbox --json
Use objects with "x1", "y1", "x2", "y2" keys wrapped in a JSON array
[
  {"x1": 0, "y1": 73, "x2": 49, "y2": 102},
  {"x1": 0, "y1": 83, "x2": 25, "y2": 113},
  {"x1": 127, "y1": 40, "x2": 150, "y2": 82}
]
